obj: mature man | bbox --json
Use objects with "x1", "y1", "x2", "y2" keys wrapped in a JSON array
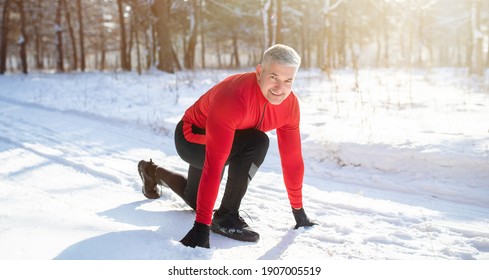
[{"x1": 138, "y1": 44, "x2": 317, "y2": 248}]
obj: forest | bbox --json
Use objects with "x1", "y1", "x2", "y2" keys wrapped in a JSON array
[{"x1": 0, "y1": 0, "x2": 488, "y2": 75}]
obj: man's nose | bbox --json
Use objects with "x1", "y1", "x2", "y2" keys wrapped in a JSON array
[{"x1": 274, "y1": 80, "x2": 286, "y2": 91}]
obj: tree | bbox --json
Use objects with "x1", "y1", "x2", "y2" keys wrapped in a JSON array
[
  {"x1": 55, "y1": 0, "x2": 65, "y2": 72},
  {"x1": 117, "y1": 0, "x2": 130, "y2": 71},
  {"x1": 63, "y1": 0, "x2": 78, "y2": 71},
  {"x1": 76, "y1": 0, "x2": 85, "y2": 71},
  {"x1": 469, "y1": 0, "x2": 483, "y2": 75},
  {"x1": 275, "y1": 0, "x2": 283, "y2": 44},
  {"x1": 199, "y1": 0, "x2": 205, "y2": 68},
  {"x1": 0, "y1": 0, "x2": 487, "y2": 73},
  {"x1": 33, "y1": 0, "x2": 45, "y2": 70},
  {"x1": 153, "y1": 0, "x2": 175, "y2": 73},
  {"x1": 318, "y1": 0, "x2": 344, "y2": 70},
  {"x1": 17, "y1": 0, "x2": 28, "y2": 74},
  {"x1": 183, "y1": 0, "x2": 200, "y2": 69},
  {"x1": 368, "y1": 0, "x2": 391, "y2": 67},
  {"x1": 261, "y1": 0, "x2": 271, "y2": 49},
  {"x1": 0, "y1": 0, "x2": 11, "y2": 74},
  {"x1": 205, "y1": 0, "x2": 260, "y2": 67}
]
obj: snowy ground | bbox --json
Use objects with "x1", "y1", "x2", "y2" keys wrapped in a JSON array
[{"x1": 0, "y1": 68, "x2": 488, "y2": 261}]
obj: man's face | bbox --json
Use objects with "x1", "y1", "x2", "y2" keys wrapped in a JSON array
[{"x1": 256, "y1": 62, "x2": 298, "y2": 105}]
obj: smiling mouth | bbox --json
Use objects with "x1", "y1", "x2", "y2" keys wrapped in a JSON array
[{"x1": 269, "y1": 89, "x2": 283, "y2": 96}]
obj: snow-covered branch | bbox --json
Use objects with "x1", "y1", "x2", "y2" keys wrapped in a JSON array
[{"x1": 323, "y1": 0, "x2": 345, "y2": 15}]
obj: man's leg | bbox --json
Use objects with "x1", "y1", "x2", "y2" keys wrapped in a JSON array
[
  {"x1": 141, "y1": 161, "x2": 201, "y2": 210},
  {"x1": 173, "y1": 121, "x2": 206, "y2": 209},
  {"x1": 211, "y1": 129, "x2": 269, "y2": 242},
  {"x1": 151, "y1": 127, "x2": 269, "y2": 215},
  {"x1": 218, "y1": 129, "x2": 270, "y2": 213},
  {"x1": 138, "y1": 159, "x2": 187, "y2": 200},
  {"x1": 154, "y1": 166, "x2": 186, "y2": 199},
  {"x1": 181, "y1": 165, "x2": 202, "y2": 210},
  {"x1": 139, "y1": 121, "x2": 205, "y2": 209}
]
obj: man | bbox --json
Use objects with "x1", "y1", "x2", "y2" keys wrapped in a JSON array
[{"x1": 138, "y1": 44, "x2": 317, "y2": 249}]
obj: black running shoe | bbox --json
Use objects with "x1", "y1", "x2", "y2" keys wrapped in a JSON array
[
  {"x1": 211, "y1": 211, "x2": 260, "y2": 242},
  {"x1": 138, "y1": 159, "x2": 161, "y2": 199}
]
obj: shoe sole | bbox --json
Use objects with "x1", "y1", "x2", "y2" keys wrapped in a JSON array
[{"x1": 138, "y1": 161, "x2": 161, "y2": 199}]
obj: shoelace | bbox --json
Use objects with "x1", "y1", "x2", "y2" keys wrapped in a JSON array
[
  {"x1": 238, "y1": 210, "x2": 254, "y2": 225},
  {"x1": 213, "y1": 209, "x2": 254, "y2": 228}
]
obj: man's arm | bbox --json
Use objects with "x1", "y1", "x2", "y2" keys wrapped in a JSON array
[
  {"x1": 195, "y1": 95, "x2": 245, "y2": 226},
  {"x1": 277, "y1": 124, "x2": 304, "y2": 209},
  {"x1": 277, "y1": 98, "x2": 317, "y2": 229}
]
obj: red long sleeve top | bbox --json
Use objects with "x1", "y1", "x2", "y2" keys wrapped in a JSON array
[{"x1": 181, "y1": 72, "x2": 304, "y2": 225}]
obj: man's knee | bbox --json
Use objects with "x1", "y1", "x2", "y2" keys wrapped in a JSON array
[{"x1": 251, "y1": 130, "x2": 270, "y2": 155}]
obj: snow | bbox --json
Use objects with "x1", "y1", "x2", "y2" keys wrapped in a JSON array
[{"x1": 0, "y1": 68, "x2": 488, "y2": 266}]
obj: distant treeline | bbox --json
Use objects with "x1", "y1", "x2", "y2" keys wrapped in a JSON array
[{"x1": 0, "y1": 0, "x2": 487, "y2": 75}]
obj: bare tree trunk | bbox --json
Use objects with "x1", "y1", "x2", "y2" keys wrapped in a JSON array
[
  {"x1": 457, "y1": 31, "x2": 463, "y2": 67},
  {"x1": 376, "y1": 32, "x2": 381, "y2": 67},
  {"x1": 383, "y1": 10, "x2": 389, "y2": 67},
  {"x1": 153, "y1": 0, "x2": 174, "y2": 73},
  {"x1": 117, "y1": 0, "x2": 130, "y2": 71},
  {"x1": 300, "y1": 9, "x2": 307, "y2": 67},
  {"x1": 199, "y1": 0, "x2": 205, "y2": 68},
  {"x1": 419, "y1": 12, "x2": 424, "y2": 67},
  {"x1": 171, "y1": 46, "x2": 182, "y2": 70},
  {"x1": 63, "y1": 0, "x2": 78, "y2": 71},
  {"x1": 134, "y1": 14, "x2": 141, "y2": 74},
  {"x1": 322, "y1": 0, "x2": 344, "y2": 71},
  {"x1": 261, "y1": 0, "x2": 271, "y2": 49},
  {"x1": 339, "y1": 6, "x2": 346, "y2": 67},
  {"x1": 0, "y1": 0, "x2": 11, "y2": 74},
  {"x1": 231, "y1": 34, "x2": 240, "y2": 68},
  {"x1": 486, "y1": 7, "x2": 489, "y2": 69},
  {"x1": 275, "y1": 0, "x2": 283, "y2": 44},
  {"x1": 100, "y1": 29, "x2": 106, "y2": 71},
  {"x1": 76, "y1": 0, "x2": 86, "y2": 71},
  {"x1": 55, "y1": 0, "x2": 65, "y2": 72},
  {"x1": 326, "y1": 18, "x2": 334, "y2": 69},
  {"x1": 184, "y1": 0, "x2": 199, "y2": 69},
  {"x1": 34, "y1": 26, "x2": 42, "y2": 69},
  {"x1": 408, "y1": 14, "x2": 414, "y2": 67},
  {"x1": 34, "y1": 0, "x2": 44, "y2": 69},
  {"x1": 18, "y1": 0, "x2": 28, "y2": 74},
  {"x1": 144, "y1": 26, "x2": 153, "y2": 70},
  {"x1": 128, "y1": 13, "x2": 134, "y2": 70},
  {"x1": 144, "y1": 0, "x2": 156, "y2": 71},
  {"x1": 470, "y1": 0, "x2": 483, "y2": 75},
  {"x1": 317, "y1": 16, "x2": 325, "y2": 69},
  {"x1": 216, "y1": 41, "x2": 222, "y2": 68},
  {"x1": 267, "y1": 0, "x2": 275, "y2": 46},
  {"x1": 486, "y1": 32, "x2": 489, "y2": 68}
]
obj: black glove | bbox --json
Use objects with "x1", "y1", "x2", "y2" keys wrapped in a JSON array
[
  {"x1": 180, "y1": 221, "x2": 210, "y2": 248},
  {"x1": 292, "y1": 208, "x2": 318, "y2": 229}
]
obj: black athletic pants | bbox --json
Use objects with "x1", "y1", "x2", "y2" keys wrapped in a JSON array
[{"x1": 154, "y1": 120, "x2": 269, "y2": 213}]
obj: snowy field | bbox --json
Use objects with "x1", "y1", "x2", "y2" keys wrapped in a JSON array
[{"x1": 0, "y1": 67, "x2": 488, "y2": 265}]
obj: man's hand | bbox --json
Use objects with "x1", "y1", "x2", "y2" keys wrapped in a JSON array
[
  {"x1": 180, "y1": 221, "x2": 210, "y2": 248},
  {"x1": 292, "y1": 208, "x2": 318, "y2": 229}
]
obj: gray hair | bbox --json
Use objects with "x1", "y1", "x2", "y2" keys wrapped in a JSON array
[{"x1": 261, "y1": 44, "x2": 301, "y2": 68}]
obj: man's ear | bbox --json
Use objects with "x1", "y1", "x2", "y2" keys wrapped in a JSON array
[{"x1": 256, "y1": 64, "x2": 263, "y2": 80}]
